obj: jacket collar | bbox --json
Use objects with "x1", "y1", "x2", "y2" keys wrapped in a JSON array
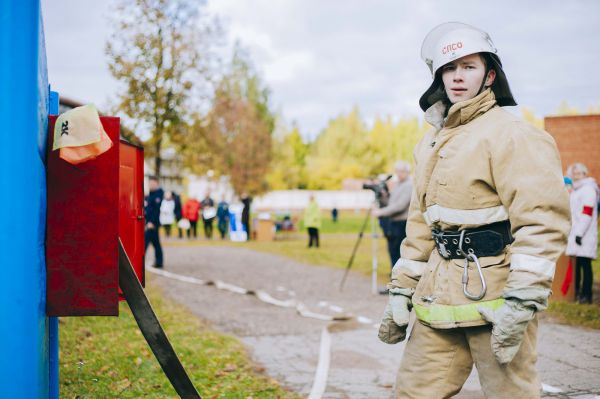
[
  {"x1": 445, "y1": 89, "x2": 497, "y2": 128},
  {"x1": 424, "y1": 89, "x2": 497, "y2": 131}
]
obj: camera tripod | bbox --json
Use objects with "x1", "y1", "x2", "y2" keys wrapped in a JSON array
[{"x1": 339, "y1": 203, "x2": 380, "y2": 294}]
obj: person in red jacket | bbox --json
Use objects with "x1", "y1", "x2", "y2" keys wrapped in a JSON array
[{"x1": 183, "y1": 197, "x2": 201, "y2": 239}]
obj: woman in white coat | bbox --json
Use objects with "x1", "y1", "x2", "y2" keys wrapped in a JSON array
[
  {"x1": 160, "y1": 191, "x2": 176, "y2": 238},
  {"x1": 566, "y1": 163, "x2": 599, "y2": 304}
]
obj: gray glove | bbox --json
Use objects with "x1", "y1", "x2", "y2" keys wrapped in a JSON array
[
  {"x1": 378, "y1": 288, "x2": 413, "y2": 344},
  {"x1": 478, "y1": 298, "x2": 535, "y2": 364}
]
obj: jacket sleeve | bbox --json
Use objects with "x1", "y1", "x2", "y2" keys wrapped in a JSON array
[
  {"x1": 573, "y1": 185, "x2": 596, "y2": 237},
  {"x1": 490, "y1": 121, "x2": 571, "y2": 295}
]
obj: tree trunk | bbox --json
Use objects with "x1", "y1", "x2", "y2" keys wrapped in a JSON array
[{"x1": 154, "y1": 139, "x2": 162, "y2": 179}]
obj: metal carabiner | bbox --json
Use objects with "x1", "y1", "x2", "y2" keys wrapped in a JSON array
[{"x1": 458, "y1": 230, "x2": 487, "y2": 301}]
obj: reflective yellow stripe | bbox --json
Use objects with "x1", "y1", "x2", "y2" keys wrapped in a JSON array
[{"x1": 414, "y1": 298, "x2": 505, "y2": 324}]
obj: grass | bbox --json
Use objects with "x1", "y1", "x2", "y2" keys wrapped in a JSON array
[
  {"x1": 245, "y1": 233, "x2": 392, "y2": 282},
  {"x1": 545, "y1": 230, "x2": 600, "y2": 328},
  {"x1": 546, "y1": 254, "x2": 600, "y2": 329},
  {"x1": 546, "y1": 301, "x2": 600, "y2": 329},
  {"x1": 299, "y1": 210, "x2": 374, "y2": 234},
  {"x1": 59, "y1": 279, "x2": 299, "y2": 399}
]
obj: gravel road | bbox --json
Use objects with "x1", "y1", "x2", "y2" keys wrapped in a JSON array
[{"x1": 150, "y1": 244, "x2": 600, "y2": 399}]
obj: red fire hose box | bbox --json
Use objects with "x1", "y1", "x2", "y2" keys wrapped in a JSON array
[{"x1": 46, "y1": 115, "x2": 145, "y2": 316}]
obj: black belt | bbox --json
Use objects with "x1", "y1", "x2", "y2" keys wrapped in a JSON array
[{"x1": 432, "y1": 221, "x2": 513, "y2": 260}]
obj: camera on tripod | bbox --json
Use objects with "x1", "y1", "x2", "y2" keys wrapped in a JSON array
[
  {"x1": 362, "y1": 175, "x2": 392, "y2": 208},
  {"x1": 340, "y1": 174, "x2": 393, "y2": 292}
]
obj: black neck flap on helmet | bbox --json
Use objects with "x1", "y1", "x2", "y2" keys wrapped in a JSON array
[{"x1": 419, "y1": 52, "x2": 517, "y2": 112}]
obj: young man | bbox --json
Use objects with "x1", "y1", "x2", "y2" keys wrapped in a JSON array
[
  {"x1": 144, "y1": 176, "x2": 164, "y2": 268},
  {"x1": 378, "y1": 22, "x2": 571, "y2": 398}
]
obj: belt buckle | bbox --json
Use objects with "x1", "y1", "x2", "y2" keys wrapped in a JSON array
[
  {"x1": 432, "y1": 230, "x2": 452, "y2": 259},
  {"x1": 437, "y1": 241, "x2": 451, "y2": 258}
]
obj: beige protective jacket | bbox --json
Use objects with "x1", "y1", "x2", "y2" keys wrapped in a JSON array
[{"x1": 391, "y1": 89, "x2": 571, "y2": 329}]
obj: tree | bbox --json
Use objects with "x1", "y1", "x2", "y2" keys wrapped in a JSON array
[
  {"x1": 304, "y1": 108, "x2": 373, "y2": 189},
  {"x1": 187, "y1": 48, "x2": 275, "y2": 195},
  {"x1": 300, "y1": 108, "x2": 427, "y2": 189},
  {"x1": 369, "y1": 115, "x2": 426, "y2": 171},
  {"x1": 556, "y1": 101, "x2": 580, "y2": 116},
  {"x1": 266, "y1": 125, "x2": 310, "y2": 189},
  {"x1": 106, "y1": 0, "x2": 219, "y2": 178}
]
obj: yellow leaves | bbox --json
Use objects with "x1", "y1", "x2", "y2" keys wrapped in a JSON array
[
  {"x1": 299, "y1": 109, "x2": 427, "y2": 189},
  {"x1": 215, "y1": 363, "x2": 238, "y2": 377},
  {"x1": 521, "y1": 107, "x2": 543, "y2": 129}
]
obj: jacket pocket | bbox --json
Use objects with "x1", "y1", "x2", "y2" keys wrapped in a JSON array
[{"x1": 451, "y1": 251, "x2": 508, "y2": 269}]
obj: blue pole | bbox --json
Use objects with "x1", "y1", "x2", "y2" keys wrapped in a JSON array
[
  {"x1": 48, "y1": 90, "x2": 59, "y2": 399},
  {"x1": 0, "y1": 1, "x2": 49, "y2": 398}
]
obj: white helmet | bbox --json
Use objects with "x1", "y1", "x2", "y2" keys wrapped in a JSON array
[{"x1": 418, "y1": 22, "x2": 516, "y2": 111}]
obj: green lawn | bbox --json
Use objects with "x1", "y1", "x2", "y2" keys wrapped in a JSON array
[
  {"x1": 546, "y1": 252, "x2": 600, "y2": 329},
  {"x1": 546, "y1": 301, "x2": 600, "y2": 329},
  {"x1": 59, "y1": 280, "x2": 299, "y2": 399}
]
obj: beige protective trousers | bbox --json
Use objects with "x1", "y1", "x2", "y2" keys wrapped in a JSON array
[{"x1": 395, "y1": 319, "x2": 540, "y2": 399}]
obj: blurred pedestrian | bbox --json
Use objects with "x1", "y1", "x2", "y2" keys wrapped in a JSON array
[
  {"x1": 159, "y1": 191, "x2": 176, "y2": 238},
  {"x1": 217, "y1": 198, "x2": 229, "y2": 239},
  {"x1": 304, "y1": 195, "x2": 321, "y2": 248},
  {"x1": 566, "y1": 163, "x2": 598, "y2": 304},
  {"x1": 331, "y1": 207, "x2": 338, "y2": 223},
  {"x1": 373, "y1": 160, "x2": 412, "y2": 283},
  {"x1": 183, "y1": 197, "x2": 200, "y2": 239},
  {"x1": 144, "y1": 176, "x2": 164, "y2": 268},
  {"x1": 241, "y1": 192, "x2": 252, "y2": 240},
  {"x1": 201, "y1": 192, "x2": 216, "y2": 239},
  {"x1": 173, "y1": 191, "x2": 183, "y2": 238}
]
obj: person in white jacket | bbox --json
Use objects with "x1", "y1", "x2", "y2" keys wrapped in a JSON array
[
  {"x1": 566, "y1": 163, "x2": 599, "y2": 304},
  {"x1": 160, "y1": 191, "x2": 176, "y2": 238}
]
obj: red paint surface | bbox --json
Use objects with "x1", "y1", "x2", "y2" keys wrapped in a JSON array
[
  {"x1": 46, "y1": 116, "x2": 120, "y2": 316},
  {"x1": 118, "y1": 140, "x2": 145, "y2": 299}
]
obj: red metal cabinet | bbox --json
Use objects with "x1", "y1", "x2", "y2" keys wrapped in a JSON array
[
  {"x1": 119, "y1": 139, "x2": 145, "y2": 294},
  {"x1": 46, "y1": 116, "x2": 120, "y2": 316},
  {"x1": 46, "y1": 117, "x2": 146, "y2": 316}
]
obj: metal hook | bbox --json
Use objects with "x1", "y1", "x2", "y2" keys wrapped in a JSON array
[{"x1": 458, "y1": 230, "x2": 487, "y2": 301}]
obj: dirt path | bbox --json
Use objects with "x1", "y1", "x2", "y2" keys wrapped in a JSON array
[{"x1": 151, "y1": 245, "x2": 600, "y2": 399}]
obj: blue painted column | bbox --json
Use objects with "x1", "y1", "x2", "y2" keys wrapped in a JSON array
[
  {"x1": 48, "y1": 90, "x2": 60, "y2": 399},
  {"x1": 0, "y1": 1, "x2": 50, "y2": 398}
]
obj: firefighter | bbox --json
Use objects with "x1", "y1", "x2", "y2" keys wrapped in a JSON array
[{"x1": 378, "y1": 22, "x2": 571, "y2": 398}]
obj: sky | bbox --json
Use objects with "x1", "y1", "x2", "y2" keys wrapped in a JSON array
[{"x1": 42, "y1": 0, "x2": 600, "y2": 140}]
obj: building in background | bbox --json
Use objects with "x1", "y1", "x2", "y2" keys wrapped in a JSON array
[{"x1": 545, "y1": 114, "x2": 600, "y2": 178}]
